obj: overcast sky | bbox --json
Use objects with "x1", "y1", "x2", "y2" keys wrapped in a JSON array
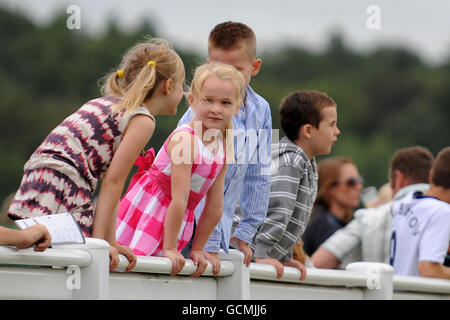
[{"x1": 2, "y1": 0, "x2": 450, "y2": 64}]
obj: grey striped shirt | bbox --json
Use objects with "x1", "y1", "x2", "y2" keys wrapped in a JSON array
[{"x1": 253, "y1": 137, "x2": 318, "y2": 262}]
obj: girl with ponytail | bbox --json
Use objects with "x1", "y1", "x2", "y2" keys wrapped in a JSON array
[{"x1": 7, "y1": 37, "x2": 185, "y2": 272}]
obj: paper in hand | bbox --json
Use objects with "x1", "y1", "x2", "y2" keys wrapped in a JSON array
[{"x1": 15, "y1": 212, "x2": 85, "y2": 245}]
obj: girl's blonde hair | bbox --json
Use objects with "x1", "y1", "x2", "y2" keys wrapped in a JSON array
[
  {"x1": 189, "y1": 62, "x2": 246, "y2": 163},
  {"x1": 101, "y1": 37, "x2": 185, "y2": 116}
]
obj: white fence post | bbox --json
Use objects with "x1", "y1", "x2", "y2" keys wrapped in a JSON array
[
  {"x1": 346, "y1": 262, "x2": 394, "y2": 300},
  {"x1": 53, "y1": 238, "x2": 110, "y2": 300},
  {"x1": 217, "y1": 249, "x2": 250, "y2": 300}
]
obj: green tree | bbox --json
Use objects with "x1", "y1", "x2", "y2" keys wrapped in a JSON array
[{"x1": 1, "y1": 7, "x2": 449, "y2": 206}]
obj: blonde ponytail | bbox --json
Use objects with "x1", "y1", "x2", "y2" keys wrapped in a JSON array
[
  {"x1": 111, "y1": 63, "x2": 156, "y2": 116},
  {"x1": 100, "y1": 37, "x2": 185, "y2": 116},
  {"x1": 101, "y1": 72, "x2": 123, "y2": 97}
]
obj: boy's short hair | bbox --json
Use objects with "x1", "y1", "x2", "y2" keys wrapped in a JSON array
[
  {"x1": 279, "y1": 90, "x2": 336, "y2": 142},
  {"x1": 431, "y1": 146, "x2": 450, "y2": 189},
  {"x1": 208, "y1": 21, "x2": 257, "y2": 60},
  {"x1": 389, "y1": 146, "x2": 434, "y2": 184}
]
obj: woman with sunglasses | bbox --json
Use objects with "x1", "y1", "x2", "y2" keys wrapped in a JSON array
[{"x1": 302, "y1": 157, "x2": 363, "y2": 258}]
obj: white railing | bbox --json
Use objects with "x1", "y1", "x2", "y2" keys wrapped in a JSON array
[
  {"x1": 0, "y1": 238, "x2": 449, "y2": 300},
  {"x1": 393, "y1": 275, "x2": 450, "y2": 300},
  {"x1": 0, "y1": 238, "x2": 109, "y2": 299}
]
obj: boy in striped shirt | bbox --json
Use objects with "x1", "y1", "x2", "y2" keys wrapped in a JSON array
[{"x1": 253, "y1": 90, "x2": 340, "y2": 280}]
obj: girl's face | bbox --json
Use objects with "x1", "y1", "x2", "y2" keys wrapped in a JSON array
[
  {"x1": 166, "y1": 79, "x2": 185, "y2": 115},
  {"x1": 149, "y1": 78, "x2": 184, "y2": 116},
  {"x1": 189, "y1": 76, "x2": 239, "y2": 132}
]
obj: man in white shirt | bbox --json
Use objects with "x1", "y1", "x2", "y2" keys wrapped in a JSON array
[
  {"x1": 390, "y1": 146, "x2": 450, "y2": 279},
  {"x1": 312, "y1": 146, "x2": 434, "y2": 269}
]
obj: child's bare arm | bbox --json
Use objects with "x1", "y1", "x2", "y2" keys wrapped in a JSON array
[
  {"x1": 92, "y1": 114, "x2": 154, "y2": 271},
  {"x1": 105, "y1": 201, "x2": 137, "y2": 272},
  {"x1": 164, "y1": 131, "x2": 195, "y2": 276},
  {"x1": 192, "y1": 164, "x2": 227, "y2": 275}
]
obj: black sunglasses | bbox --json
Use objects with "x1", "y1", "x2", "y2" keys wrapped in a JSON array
[{"x1": 332, "y1": 177, "x2": 364, "y2": 187}]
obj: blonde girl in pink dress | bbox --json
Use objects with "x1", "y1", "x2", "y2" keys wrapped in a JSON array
[{"x1": 116, "y1": 62, "x2": 246, "y2": 277}]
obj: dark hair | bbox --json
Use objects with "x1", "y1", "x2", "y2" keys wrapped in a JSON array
[
  {"x1": 279, "y1": 90, "x2": 336, "y2": 142},
  {"x1": 432, "y1": 146, "x2": 450, "y2": 189},
  {"x1": 208, "y1": 21, "x2": 257, "y2": 59},
  {"x1": 389, "y1": 146, "x2": 434, "y2": 184}
]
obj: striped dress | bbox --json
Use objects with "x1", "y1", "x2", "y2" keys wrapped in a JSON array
[
  {"x1": 7, "y1": 95, "x2": 154, "y2": 236},
  {"x1": 116, "y1": 124, "x2": 225, "y2": 256}
]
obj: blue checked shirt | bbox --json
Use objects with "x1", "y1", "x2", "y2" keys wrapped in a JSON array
[{"x1": 177, "y1": 86, "x2": 272, "y2": 252}]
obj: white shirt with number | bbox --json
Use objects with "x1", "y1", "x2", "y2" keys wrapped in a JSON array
[{"x1": 390, "y1": 192, "x2": 450, "y2": 276}]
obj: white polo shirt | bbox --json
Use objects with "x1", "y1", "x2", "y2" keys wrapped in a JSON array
[{"x1": 390, "y1": 192, "x2": 450, "y2": 276}]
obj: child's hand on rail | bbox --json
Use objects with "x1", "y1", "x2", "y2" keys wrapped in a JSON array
[
  {"x1": 164, "y1": 248, "x2": 186, "y2": 276},
  {"x1": 189, "y1": 249, "x2": 209, "y2": 277},
  {"x1": 205, "y1": 251, "x2": 221, "y2": 276}
]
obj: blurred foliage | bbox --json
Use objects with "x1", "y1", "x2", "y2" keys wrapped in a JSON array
[{"x1": 0, "y1": 8, "x2": 449, "y2": 208}]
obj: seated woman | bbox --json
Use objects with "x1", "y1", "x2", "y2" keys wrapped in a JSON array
[{"x1": 302, "y1": 157, "x2": 363, "y2": 256}]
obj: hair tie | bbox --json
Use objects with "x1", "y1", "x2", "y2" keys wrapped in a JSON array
[
  {"x1": 147, "y1": 60, "x2": 156, "y2": 68},
  {"x1": 116, "y1": 69, "x2": 124, "y2": 78}
]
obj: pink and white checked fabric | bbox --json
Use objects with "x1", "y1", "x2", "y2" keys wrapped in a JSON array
[{"x1": 116, "y1": 124, "x2": 225, "y2": 256}]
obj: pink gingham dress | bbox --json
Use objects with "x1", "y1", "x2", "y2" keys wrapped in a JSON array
[{"x1": 116, "y1": 124, "x2": 225, "y2": 256}]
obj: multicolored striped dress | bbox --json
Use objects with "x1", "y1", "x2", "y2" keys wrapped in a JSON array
[
  {"x1": 116, "y1": 124, "x2": 225, "y2": 256},
  {"x1": 7, "y1": 95, "x2": 154, "y2": 236}
]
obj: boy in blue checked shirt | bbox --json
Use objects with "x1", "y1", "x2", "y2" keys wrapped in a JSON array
[
  {"x1": 252, "y1": 90, "x2": 340, "y2": 280},
  {"x1": 178, "y1": 21, "x2": 272, "y2": 273}
]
